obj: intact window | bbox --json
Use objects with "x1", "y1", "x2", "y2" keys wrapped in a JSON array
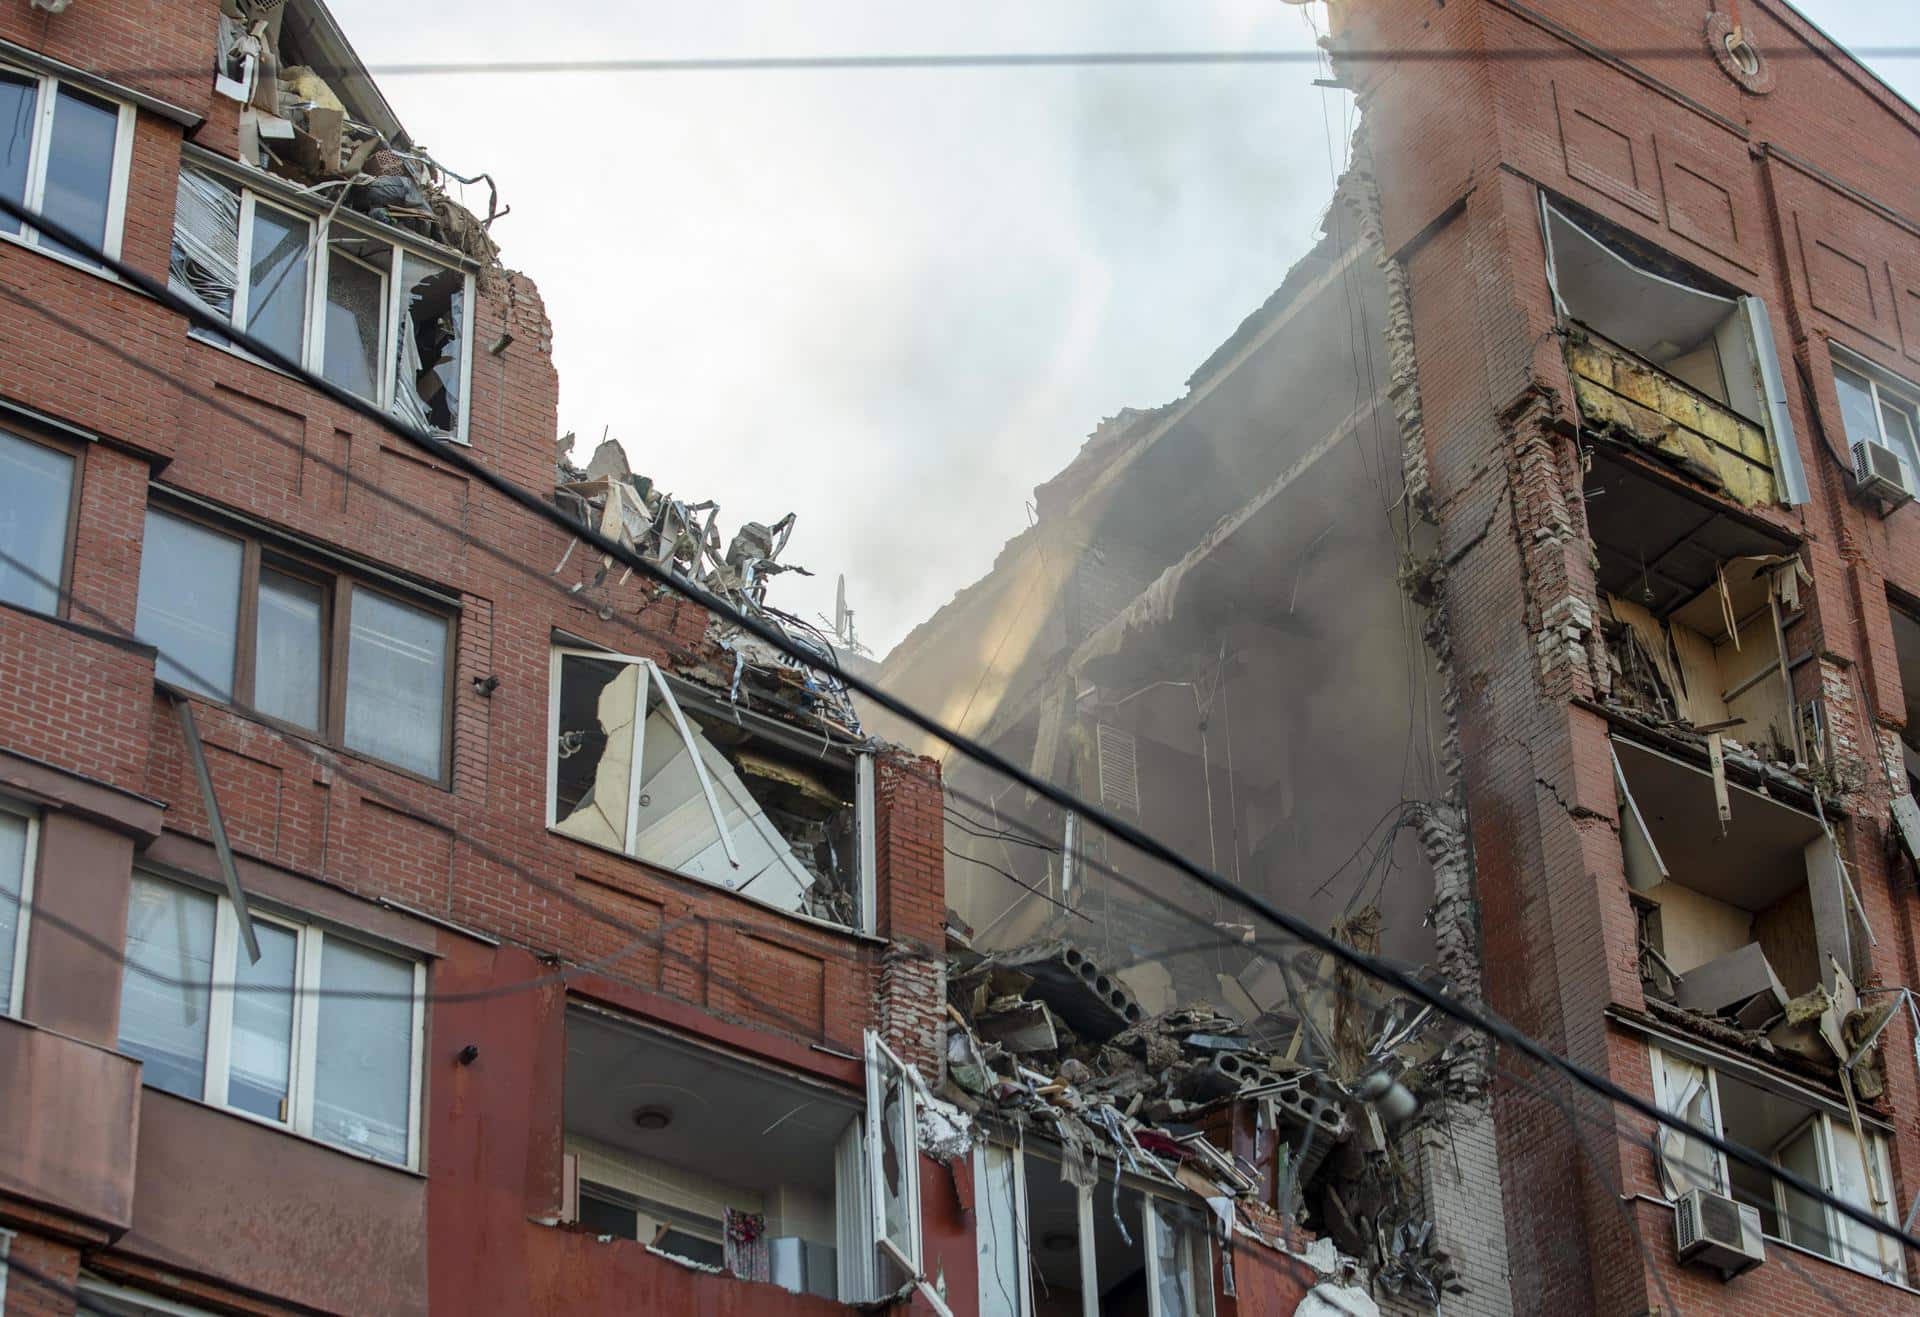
[
  {"x1": 167, "y1": 162, "x2": 474, "y2": 439},
  {"x1": 116, "y1": 873, "x2": 425, "y2": 1167},
  {"x1": 134, "y1": 505, "x2": 453, "y2": 780},
  {"x1": 1833, "y1": 356, "x2": 1920, "y2": 491},
  {"x1": 0, "y1": 428, "x2": 77, "y2": 615},
  {"x1": 0, "y1": 804, "x2": 38, "y2": 1017},
  {"x1": 548, "y1": 647, "x2": 871, "y2": 931},
  {"x1": 0, "y1": 66, "x2": 132, "y2": 267}
]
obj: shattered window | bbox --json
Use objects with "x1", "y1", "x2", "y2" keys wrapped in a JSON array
[
  {"x1": 392, "y1": 252, "x2": 467, "y2": 439},
  {"x1": 170, "y1": 165, "x2": 241, "y2": 326},
  {"x1": 550, "y1": 648, "x2": 868, "y2": 931},
  {"x1": 863, "y1": 1031, "x2": 921, "y2": 1279},
  {"x1": 322, "y1": 233, "x2": 390, "y2": 402},
  {"x1": 245, "y1": 202, "x2": 311, "y2": 364},
  {"x1": 1150, "y1": 1199, "x2": 1212, "y2": 1317}
]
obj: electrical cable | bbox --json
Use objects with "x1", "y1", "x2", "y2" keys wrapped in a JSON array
[{"x1": 1, "y1": 187, "x2": 1917, "y2": 1259}]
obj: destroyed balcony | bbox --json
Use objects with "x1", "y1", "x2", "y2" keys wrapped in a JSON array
[
  {"x1": 549, "y1": 646, "x2": 873, "y2": 934},
  {"x1": 1570, "y1": 335, "x2": 1778, "y2": 506},
  {"x1": 1543, "y1": 198, "x2": 1807, "y2": 509}
]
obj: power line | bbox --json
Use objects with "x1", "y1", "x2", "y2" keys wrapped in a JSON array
[{"x1": 1, "y1": 189, "x2": 1915, "y2": 1260}]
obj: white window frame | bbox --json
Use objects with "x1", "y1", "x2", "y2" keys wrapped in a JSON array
[
  {"x1": 546, "y1": 645, "x2": 878, "y2": 934},
  {"x1": 1143, "y1": 1197, "x2": 1215, "y2": 1317},
  {"x1": 127, "y1": 872, "x2": 427, "y2": 1170},
  {"x1": 0, "y1": 62, "x2": 136, "y2": 270},
  {"x1": 1646, "y1": 1042, "x2": 1904, "y2": 1283},
  {"x1": 864, "y1": 1029, "x2": 923, "y2": 1281},
  {"x1": 974, "y1": 1137, "x2": 1033, "y2": 1317},
  {"x1": 76, "y1": 1274, "x2": 222, "y2": 1316},
  {"x1": 1647, "y1": 1044, "x2": 1729, "y2": 1196},
  {"x1": 1832, "y1": 345, "x2": 1920, "y2": 487},
  {"x1": 0, "y1": 800, "x2": 37, "y2": 1018},
  {"x1": 182, "y1": 167, "x2": 476, "y2": 444}
]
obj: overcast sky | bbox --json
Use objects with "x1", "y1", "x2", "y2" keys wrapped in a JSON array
[{"x1": 330, "y1": 1, "x2": 1917, "y2": 656}]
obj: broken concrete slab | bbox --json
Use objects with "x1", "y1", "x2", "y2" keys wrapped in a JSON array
[{"x1": 1674, "y1": 942, "x2": 1788, "y2": 1019}]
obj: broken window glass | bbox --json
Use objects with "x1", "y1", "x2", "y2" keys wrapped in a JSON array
[
  {"x1": 170, "y1": 165, "x2": 241, "y2": 326},
  {"x1": 864, "y1": 1031, "x2": 921, "y2": 1280},
  {"x1": 0, "y1": 71, "x2": 34, "y2": 237},
  {"x1": 1651, "y1": 1049, "x2": 1724, "y2": 1197},
  {"x1": 246, "y1": 203, "x2": 310, "y2": 364},
  {"x1": 392, "y1": 253, "x2": 465, "y2": 438},
  {"x1": 549, "y1": 650, "x2": 866, "y2": 930},
  {"x1": 323, "y1": 233, "x2": 389, "y2": 402},
  {"x1": 554, "y1": 653, "x2": 641, "y2": 852},
  {"x1": 39, "y1": 86, "x2": 118, "y2": 265}
]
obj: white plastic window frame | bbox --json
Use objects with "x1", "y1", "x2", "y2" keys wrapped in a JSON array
[
  {"x1": 1647, "y1": 1043, "x2": 1729, "y2": 1197},
  {"x1": 545, "y1": 645, "x2": 877, "y2": 935},
  {"x1": 133, "y1": 873, "x2": 427, "y2": 1170},
  {"x1": 76, "y1": 1274, "x2": 222, "y2": 1315},
  {"x1": 1649, "y1": 1042, "x2": 1905, "y2": 1283},
  {"x1": 0, "y1": 62, "x2": 136, "y2": 272},
  {"x1": 864, "y1": 1029, "x2": 923, "y2": 1282},
  {"x1": 0, "y1": 800, "x2": 37, "y2": 1018},
  {"x1": 193, "y1": 179, "x2": 476, "y2": 445},
  {"x1": 1030, "y1": 1147, "x2": 1200, "y2": 1317},
  {"x1": 974, "y1": 1136, "x2": 1033, "y2": 1317},
  {"x1": 1831, "y1": 344, "x2": 1920, "y2": 487}
]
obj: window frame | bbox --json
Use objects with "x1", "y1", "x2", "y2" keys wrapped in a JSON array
[
  {"x1": 1832, "y1": 345, "x2": 1920, "y2": 488},
  {"x1": 0, "y1": 61, "x2": 136, "y2": 271},
  {"x1": 1646, "y1": 1042, "x2": 1904, "y2": 1283},
  {"x1": 0, "y1": 800, "x2": 38, "y2": 1019},
  {"x1": 973, "y1": 1136, "x2": 1033, "y2": 1317},
  {"x1": 138, "y1": 501, "x2": 455, "y2": 785},
  {"x1": 545, "y1": 645, "x2": 877, "y2": 933},
  {"x1": 864, "y1": 1029, "x2": 923, "y2": 1281},
  {"x1": 120, "y1": 870, "x2": 428, "y2": 1170},
  {"x1": 176, "y1": 159, "x2": 478, "y2": 444},
  {"x1": 0, "y1": 423, "x2": 83, "y2": 620}
]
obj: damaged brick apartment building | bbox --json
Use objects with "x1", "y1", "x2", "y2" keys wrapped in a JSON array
[
  {"x1": 875, "y1": 0, "x2": 1920, "y2": 1314},
  {"x1": 0, "y1": 1, "x2": 1350, "y2": 1316}
]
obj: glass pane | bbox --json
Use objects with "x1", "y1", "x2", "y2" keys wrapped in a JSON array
[
  {"x1": 976, "y1": 1143, "x2": 1022, "y2": 1317},
  {"x1": 578, "y1": 1188, "x2": 640, "y2": 1240},
  {"x1": 254, "y1": 570, "x2": 324, "y2": 730},
  {"x1": 0, "y1": 811, "x2": 28, "y2": 1015},
  {"x1": 1827, "y1": 1123, "x2": 1897, "y2": 1277},
  {"x1": 246, "y1": 204, "x2": 310, "y2": 364},
  {"x1": 1776, "y1": 1122, "x2": 1834, "y2": 1259},
  {"x1": 1834, "y1": 367, "x2": 1882, "y2": 449},
  {"x1": 313, "y1": 937, "x2": 414, "y2": 1164},
  {"x1": 877, "y1": 1062, "x2": 914, "y2": 1264},
  {"x1": 553, "y1": 654, "x2": 639, "y2": 851},
  {"x1": 0, "y1": 429, "x2": 75, "y2": 614},
  {"x1": 134, "y1": 510, "x2": 242, "y2": 700},
  {"x1": 392, "y1": 254, "x2": 465, "y2": 437},
  {"x1": 225, "y1": 920, "x2": 296, "y2": 1121},
  {"x1": 118, "y1": 876, "x2": 215, "y2": 1100},
  {"x1": 1880, "y1": 398, "x2": 1920, "y2": 473},
  {"x1": 38, "y1": 86, "x2": 117, "y2": 263},
  {"x1": 323, "y1": 240, "x2": 386, "y2": 400},
  {"x1": 1654, "y1": 1053, "x2": 1721, "y2": 1195},
  {"x1": 343, "y1": 588, "x2": 447, "y2": 778},
  {"x1": 1152, "y1": 1200, "x2": 1195, "y2": 1317},
  {"x1": 0, "y1": 72, "x2": 33, "y2": 238},
  {"x1": 170, "y1": 165, "x2": 240, "y2": 323}
]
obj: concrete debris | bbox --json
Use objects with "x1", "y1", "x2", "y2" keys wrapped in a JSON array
[
  {"x1": 553, "y1": 435, "x2": 861, "y2": 736},
  {"x1": 215, "y1": 0, "x2": 502, "y2": 263}
]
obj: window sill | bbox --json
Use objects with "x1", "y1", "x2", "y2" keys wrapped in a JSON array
[
  {"x1": 549, "y1": 826, "x2": 883, "y2": 945},
  {"x1": 136, "y1": 1077, "x2": 424, "y2": 1178},
  {"x1": 162, "y1": 685, "x2": 452, "y2": 793},
  {"x1": 0, "y1": 229, "x2": 141, "y2": 294}
]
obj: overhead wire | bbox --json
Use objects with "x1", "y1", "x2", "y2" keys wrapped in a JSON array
[{"x1": 1, "y1": 175, "x2": 1917, "y2": 1260}]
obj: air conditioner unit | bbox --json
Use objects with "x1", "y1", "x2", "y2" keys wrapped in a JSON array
[
  {"x1": 1674, "y1": 1187, "x2": 1765, "y2": 1279},
  {"x1": 1853, "y1": 439, "x2": 1915, "y2": 505}
]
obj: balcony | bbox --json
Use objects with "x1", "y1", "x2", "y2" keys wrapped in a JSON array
[
  {"x1": 1570, "y1": 334, "x2": 1777, "y2": 507},
  {"x1": 0, "y1": 1015, "x2": 140, "y2": 1235}
]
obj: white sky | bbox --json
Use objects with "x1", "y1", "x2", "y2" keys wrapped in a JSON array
[{"x1": 330, "y1": 1, "x2": 1917, "y2": 655}]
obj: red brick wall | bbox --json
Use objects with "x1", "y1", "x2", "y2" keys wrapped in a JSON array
[{"x1": 1339, "y1": 2, "x2": 1920, "y2": 1313}]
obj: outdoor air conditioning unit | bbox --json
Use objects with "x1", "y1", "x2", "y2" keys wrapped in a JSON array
[
  {"x1": 1853, "y1": 439, "x2": 1916, "y2": 506},
  {"x1": 1674, "y1": 1187, "x2": 1765, "y2": 1279}
]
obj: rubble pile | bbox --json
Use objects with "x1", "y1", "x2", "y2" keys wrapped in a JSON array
[
  {"x1": 553, "y1": 436, "x2": 861, "y2": 736},
  {"x1": 943, "y1": 925, "x2": 1468, "y2": 1303}
]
